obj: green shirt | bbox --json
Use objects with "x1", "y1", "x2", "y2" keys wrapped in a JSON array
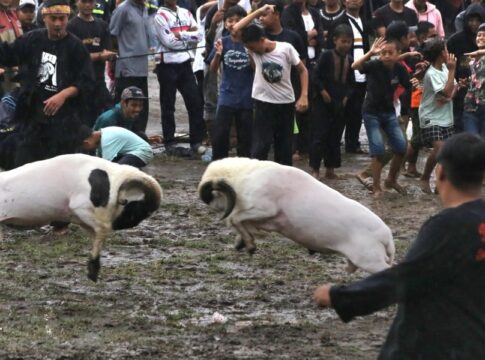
[
  {"x1": 93, "y1": 103, "x2": 134, "y2": 131},
  {"x1": 419, "y1": 64, "x2": 454, "y2": 128},
  {"x1": 99, "y1": 126, "x2": 153, "y2": 164}
]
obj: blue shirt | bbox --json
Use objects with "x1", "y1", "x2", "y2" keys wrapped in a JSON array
[
  {"x1": 99, "y1": 126, "x2": 153, "y2": 164},
  {"x1": 209, "y1": 36, "x2": 253, "y2": 109}
]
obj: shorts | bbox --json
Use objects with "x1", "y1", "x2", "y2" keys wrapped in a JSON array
[
  {"x1": 363, "y1": 112, "x2": 407, "y2": 157},
  {"x1": 421, "y1": 125, "x2": 454, "y2": 147}
]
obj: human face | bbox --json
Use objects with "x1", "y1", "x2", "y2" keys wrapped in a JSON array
[
  {"x1": 426, "y1": 27, "x2": 438, "y2": 39},
  {"x1": 258, "y1": 10, "x2": 279, "y2": 30},
  {"x1": 467, "y1": 15, "x2": 481, "y2": 34},
  {"x1": 17, "y1": 6, "x2": 36, "y2": 24},
  {"x1": 43, "y1": 14, "x2": 69, "y2": 40},
  {"x1": 244, "y1": 39, "x2": 266, "y2": 54},
  {"x1": 344, "y1": 0, "x2": 363, "y2": 11},
  {"x1": 121, "y1": 99, "x2": 144, "y2": 120},
  {"x1": 476, "y1": 30, "x2": 485, "y2": 49},
  {"x1": 380, "y1": 42, "x2": 400, "y2": 67},
  {"x1": 400, "y1": 34, "x2": 410, "y2": 49},
  {"x1": 224, "y1": 15, "x2": 242, "y2": 33},
  {"x1": 334, "y1": 35, "x2": 352, "y2": 55},
  {"x1": 408, "y1": 31, "x2": 418, "y2": 48},
  {"x1": 77, "y1": 0, "x2": 95, "y2": 17}
]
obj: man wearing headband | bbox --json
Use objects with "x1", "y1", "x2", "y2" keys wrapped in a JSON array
[{"x1": 0, "y1": 0, "x2": 95, "y2": 168}]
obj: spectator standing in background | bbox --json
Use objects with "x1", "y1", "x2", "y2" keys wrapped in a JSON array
[
  {"x1": 0, "y1": 0, "x2": 22, "y2": 97},
  {"x1": 372, "y1": 0, "x2": 418, "y2": 37},
  {"x1": 68, "y1": 0, "x2": 116, "y2": 125},
  {"x1": 318, "y1": 0, "x2": 344, "y2": 46},
  {"x1": 17, "y1": 0, "x2": 37, "y2": 33},
  {"x1": 109, "y1": 0, "x2": 150, "y2": 131},
  {"x1": 405, "y1": 0, "x2": 444, "y2": 38}
]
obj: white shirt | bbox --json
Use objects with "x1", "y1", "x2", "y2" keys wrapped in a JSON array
[
  {"x1": 249, "y1": 42, "x2": 301, "y2": 104},
  {"x1": 347, "y1": 13, "x2": 366, "y2": 83},
  {"x1": 302, "y1": 13, "x2": 315, "y2": 60}
]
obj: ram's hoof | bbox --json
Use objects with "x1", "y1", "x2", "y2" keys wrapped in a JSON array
[
  {"x1": 308, "y1": 249, "x2": 316, "y2": 255},
  {"x1": 87, "y1": 256, "x2": 101, "y2": 282},
  {"x1": 235, "y1": 239, "x2": 245, "y2": 251},
  {"x1": 246, "y1": 245, "x2": 256, "y2": 255}
]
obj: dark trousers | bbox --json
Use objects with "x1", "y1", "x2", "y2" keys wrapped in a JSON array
[
  {"x1": 211, "y1": 105, "x2": 252, "y2": 160},
  {"x1": 115, "y1": 76, "x2": 149, "y2": 132},
  {"x1": 156, "y1": 61, "x2": 205, "y2": 146},
  {"x1": 344, "y1": 82, "x2": 366, "y2": 152},
  {"x1": 309, "y1": 98, "x2": 345, "y2": 170},
  {"x1": 113, "y1": 154, "x2": 146, "y2": 168},
  {"x1": 84, "y1": 79, "x2": 113, "y2": 127},
  {"x1": 251, "y1": 100, "x2": 294, "y2": 166}
]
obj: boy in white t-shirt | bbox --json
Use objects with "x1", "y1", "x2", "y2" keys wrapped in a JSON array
[{"x1": 240, "y1": 23, "x2": 308, "y2": 165}]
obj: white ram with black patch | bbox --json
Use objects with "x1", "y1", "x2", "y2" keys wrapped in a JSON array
[
  {"x1": 0, "y1": 154, "x2": 162, "y2": 281},
  {"x1": 198, "y1": 157, "x2": 395, "y2": 274}
]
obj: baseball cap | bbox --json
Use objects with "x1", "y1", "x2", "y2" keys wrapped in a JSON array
[
  {"x1": 121, "y1": 86, "x2": 147, "y2": 101},
  {"x1": 18, "y1": 0, "x2": 36, "y2": 8}
]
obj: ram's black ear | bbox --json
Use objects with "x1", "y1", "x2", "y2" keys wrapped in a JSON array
[{"x1": 88, "y1": 169, "x2": 110, "y2": 207}]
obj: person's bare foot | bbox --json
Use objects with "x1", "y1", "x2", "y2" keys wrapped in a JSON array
[
  {"x1": 384, "y1": 179, "x2": 406, "y2": 194},
  {"x1": 372, "y1": 186, "x2": 383, "y2": 198},
  {"x1": 311, "y1": 169, "x2": 320, "y2": 179},
  {"x1": 324, "y1": 169, "x2": 341, "y2": 180},
  {"x1": 420, "y1": 179, "x2": 432, "y2": 194},
  {"x1": 356, "y1": 172, "x2": 373, "y2": 190}
]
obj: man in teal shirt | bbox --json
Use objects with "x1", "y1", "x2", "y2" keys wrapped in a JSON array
[
  {"x1": 94, "y1": 86, "x2": 161, "y2": 143},
  {"x1": 81, "y1": 125, "x2": 153, "y2": 168}
]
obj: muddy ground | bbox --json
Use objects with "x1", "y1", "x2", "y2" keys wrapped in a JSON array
[{"x1": 0, "y1": 76, "x2": 443, "y2": 359}]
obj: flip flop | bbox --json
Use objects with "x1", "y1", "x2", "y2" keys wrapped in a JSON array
[{"x1": 355, "y1": 174, "x2": 373, "y2": 190}]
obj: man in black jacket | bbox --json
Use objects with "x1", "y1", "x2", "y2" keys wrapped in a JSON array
[{"x1": 314, "y1": 133, "x2": 485, "y2": 359}]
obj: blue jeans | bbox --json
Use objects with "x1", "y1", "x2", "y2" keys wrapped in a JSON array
[
  {"x1": 463, "y1": 105, "x2": 485, "y2": 138},
  {"x1": 363, "y1": 112, "x2": 407, "y2": 157}
]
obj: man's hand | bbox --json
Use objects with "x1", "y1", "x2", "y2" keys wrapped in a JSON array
[
  {"x1": 215, "y1": 38, "x2": 223, "y2": 55},
  {"x1": 296, "y1": 95, "x2": 308, "y2": 113},
  {"x1": 465, "y1": 49, "x2": 485, "y2": 59},
  {"x1": 446, "y1": 53, "x2": 456, "y2": 72},
  {"x1": 370, "y1": 37, "x2": 387, "y2": 56},
  {"x1": 100, "y1": 49, "x2": 117, "y2": 61},
  {"x1": 258, "y1": 4, "x2": 275, "y2": 15},
  {"x1": 43, "y1": 92, "x2": 66, "y2": 116},
  {"x1": 148, "y1": 135, "x2": 162, "y2": 144},
  {"x1": 314, "y1": 284, "x2": 333, "y2": 307},
  {"x1": 307, "y1": 28, "x2": 317, "y2": 40},
  {"x1": 212, "y1": 9, "x2": 225, "y2": 24}
]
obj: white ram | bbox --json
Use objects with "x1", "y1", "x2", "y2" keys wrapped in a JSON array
[
  {"x1": 0, "y1": 154, "x2": 162, "y2": 281},
  {"x1": 198, "y1": 158, "x2": 394, "y2": 273}
]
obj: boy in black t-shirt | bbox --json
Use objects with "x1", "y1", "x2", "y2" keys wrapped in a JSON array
[
  {"x1": 68, "y1": 0, "x2": 116, "y2": 125},
  {"x1": 352, "y1": 37, "x2": 411, "y2": 198}
]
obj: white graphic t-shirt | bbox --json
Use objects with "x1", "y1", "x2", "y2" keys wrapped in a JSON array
[{"x1": 249, "y1": 41, "x2": 300, "y2": 104}]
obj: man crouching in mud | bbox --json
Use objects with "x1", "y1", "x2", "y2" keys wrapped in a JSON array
[
  {"x1": 314, "y1": 133, "x2": 485, "y2": 359},
  {"x1": 0, "y1": 0, "x2": 94, "y2": 169}
]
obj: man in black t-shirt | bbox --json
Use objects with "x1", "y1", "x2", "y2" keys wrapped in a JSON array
[
  {"x1": 68, "y1": 0, "x2": 116, "y2": 125},
  {"x1": 0, "y1": 0, "x2": 95, "y2": 167},
  {"x1": 373, "y1": 0, "x2": 418, "y2": 37},
  {"x1": 314, "y1": 133, "x2": 485, "y2": 360}
]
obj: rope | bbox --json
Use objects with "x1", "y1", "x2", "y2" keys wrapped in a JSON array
[{"x1": 115, "y1": 45, "x2": 207, "y2": 60}]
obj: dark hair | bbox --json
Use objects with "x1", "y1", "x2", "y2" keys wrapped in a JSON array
[
  {"x1": 386, "y1": 20, "x2": 408, "y2": 42},
  {"x1": 383, "y1": 38, "x2": 402, "y2": 52},
  {"x1": 422, "y1": 37, "x2": 445, "y2": 62},
  {"x1": 437, "y1": 133, "x2": 485, "y2": 190},
  {"x1": 224, "y1": 5, "x2": 247, "y2": 20},
  {"x1": 416, "y1": 21, "x2": 435, "y2": 37},
  {"x1": 78, "y1": 125, "x2": 94, "y2": 142},
  {"x1": 332, "y1": 24, "x2": 353, "y2": 40},
  {"x1": 241, "y1": 23, "x2": 265, "y2": 43},
  {"x1": 260, "y1": 0, "x2": 284, "y2": 14}
]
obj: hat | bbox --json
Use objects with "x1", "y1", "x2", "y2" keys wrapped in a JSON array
[
  {"x1": 18, "y1": 0, "x2": 36, "y2": 9},
  {"x1": 121, "y1": 86, "x2": 147, "y2": 101},
  {"x1": 42, "y1": 0, "x2": 70, "y2": 15},
  {"x1": 386, "y1": 21, "x2": 416, "y2": 40},
  {"x1": 479, "y1": 23, "x2": 485, "y2": 32}
]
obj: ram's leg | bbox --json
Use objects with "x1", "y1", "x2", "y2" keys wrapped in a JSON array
[
  {"x1": 231, "y1": 220, "x2": 256, "y2": 254},
  {"x1": 346, "y1": 259, "x2": 357, "y2": 273},
  {"x1": 87, "y1": 227, "x2": 110, "y2": 282},
  {"x1": 234, "y1": 233, "x2": 245, "y2": 251},
  {"x1": 0, "y1": 224, "x2": 3, "y2": 242}
]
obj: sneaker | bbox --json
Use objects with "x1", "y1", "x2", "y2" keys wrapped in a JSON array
[{"x1": 192, "y1": 143, "x2": 207, "y2": 155}]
